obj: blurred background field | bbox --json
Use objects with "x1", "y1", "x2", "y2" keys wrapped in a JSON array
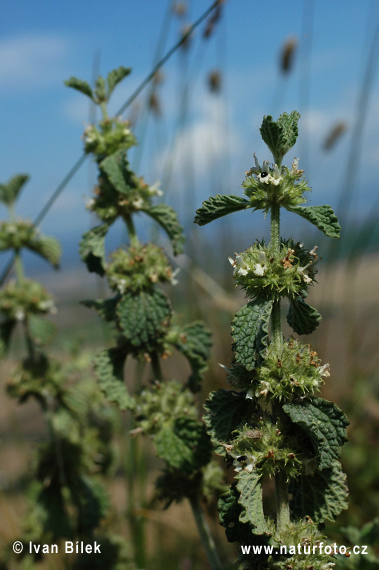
[{"x1": 1, "y1": 1, "x2": 379, "y2": 568}]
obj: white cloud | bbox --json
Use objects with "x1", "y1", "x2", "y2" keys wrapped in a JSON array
[{"x1": 0, "y1": 34, "x2": 69, "y2": 91}]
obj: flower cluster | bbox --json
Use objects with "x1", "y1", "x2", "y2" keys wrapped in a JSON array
[
  {"x1": 83, "y1": 117, "x2": 136, "y2": 158},
  {"x1": 246, "y1": 339, "x2": 329, "y2": 403},
  {"x1": 0, "y1": 280, "x2": 56, "y2": 322},
  {"x1": 0, "y1": 220, "x2": 39, "y2": 250},
  {"x1": 107, "y1": 243, "x2": 178, "y2": 294},
  {"x1": 242, "y1": 155, "x2": 310, "y2": 213},
  {"x1": 229, "y1": 240, "x2": 320, "y2": 300}
]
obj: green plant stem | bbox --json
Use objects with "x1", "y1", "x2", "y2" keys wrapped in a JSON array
[
  {"x1": 189, "y1": 496, "x2": 222, "y2": 570},
  {"x1": 270, "y1": 200, "x2": 290, "y2": 531},
  {"x1": 125, "y1": 214, "x2": 139, "y2": 248}
]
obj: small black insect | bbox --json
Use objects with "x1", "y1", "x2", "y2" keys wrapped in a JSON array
[
  {"x1": 237, "y1": 455, "x2": 247, "y2": 462},
  {"x1": 261, "y1": 172, "x2": 269, "y2": 178}
]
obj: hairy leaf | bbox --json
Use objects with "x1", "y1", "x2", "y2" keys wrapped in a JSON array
[
  {"x1": 236, "y1": 470, "x2": 269, "y2": 535},
  {"x1": 260, "y1": 111, "x2": 300, "y2": 160},
  {"x1": 117, "y1": 289, "x2": 171, "y2": 351},
  {"x1": 285, "y1": 204, "x2": 341, "y2": 238},
  {"x1": 231, "y1": 299, "x2": 272, "y2": 371},
  {"x1": 0, "y1": 174, "x2": 29, "y2": 206},
  {"x1": 143, "y1": 203, "x2": 185, "y2": 255},
  {"x1": 75, "y1": 475, "x2": 109, "y2": 533},
  {"x1": 290, "y1": 460, "x2": 348, "y2": 523},
  {"x1": 27, "y1": 314, "x2": 56, "y2": 346},
  {"x1": 82, "y1": 296, "x2": 120, "y2": 322},
  {"x1": 107, "y1": 66, "x2": 131, "y2": 98},
  {"x1": 29, "y1": 235, "x2": 61, "y2": 268},
  {"x1": 79, "y1": 224, "x2": 108, "y2": 276},
  {"x1": 93, "y1": 348, "x2": 134, "y2": 410},
  {"x1": 203, "y1": 390, "x2": 252, "y2": 457},
  {"x1": 171, "y1": 321, "x2": 212, "y2": 391},
  {"x1": 64, "y1": 76, "x2": 94, "y2": 100},
  {"x1": 154, "y1": 418, "x2": 211, "y2": 475},
  {"x1": 287, "y1": 297, "x2": 321, "y2": 335},
  {"x1": 283, "y1": 397, "x2": 349, "y2": 470},
  {"x1": 101, "y1": 149, "x2": 134, "y2": 196},
  {"x1": 218, "y1": 485, "x2": 257, "y2": 544},
  {"x1": 194, "y1": 194, "x2": 251, "y2": 226}
]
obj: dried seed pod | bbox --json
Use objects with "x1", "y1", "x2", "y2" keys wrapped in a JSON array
[
  {"x1": 280, "y1": 36, "x2": 297, "y2": 74},
  {"x1": 323, "y1": 121, "x2": 347, "y2": 150}
]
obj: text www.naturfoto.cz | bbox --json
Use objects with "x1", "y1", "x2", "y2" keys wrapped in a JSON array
[{"x1": 241, "y1": 543, "x2": 368, "y2": 556}]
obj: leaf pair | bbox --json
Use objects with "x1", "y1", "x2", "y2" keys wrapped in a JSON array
[{"x1": 65, "y1": 66, "x2": 131, "y2": 105}]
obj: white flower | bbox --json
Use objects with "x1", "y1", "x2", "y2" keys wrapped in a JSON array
[
  {"x1": 319, "y1": 364, "x2": 330, "y2": 379},
  {"x1": 233, "y1": 459, "x2": 243, "y2": 473},
  {"x1": 229, "y1": 253, "x2": 249, "y2": 276},
  {"x1": 246, "y1": 389, "x2": 254, "y2": 399},
  {"x1": 256, "y1": 381, "x2": 270, "y2": 398},
  {"x1": 149, "y1": 181, "x2": 163, "y2": 197},
  {"x1": 15, "y1": 309, "x2": 25, "y2": 321},
  {"x1": 86, "y1": 197, "x2": 95, "y2": 210},
  {"x1": 170, "y1": 268, "x2": 180, "y2": 286},
  {"x1": 132, "y1": 197, "x2": 144, "y2": 210},
  {"x1": 297, "y1": 264, "x2": 312, "y2": 284},
  {"x1": 253, "y1": 263, "x2": 266, "y2": 276},
  {"x1": 117, "y1": 279, "x2": 127, "y2": 294}
]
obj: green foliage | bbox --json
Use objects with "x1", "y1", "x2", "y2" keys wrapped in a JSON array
[
  {"x1": 286, "y1": 204, "x2": 341, "y2": 238},
  {"x1": 194, "y1": 194, "x2": 251, "y2": 226},
  {"x1": 106, "y1": 66, "x2": 132, "y2": 99},
  {"x1": 290, "y1": 460, "x2": 349, "y2": 522},
  {"x1": 218, "y1": 485, "x2": 258, "y2": 544},
  {"x1": 231, "y1": 298, "x2": 272, "y2": 370},
  {"x1": 0, "y1": 173, "x2": 29, "y2": 206},
  {"x1": 117, "y1": 289, "x2": 171, "y2": 352},
  {"x1": 26, "y1": 313, "x2": 56, "y2": 345},
  {"x1": 79, "y1": 223, "x2": 108, "y2": 276},
  {"x1": 260, "y1": 110, "x2": 300, "y2": 161},
  {"x1": 236, "y1": 470, "x2": 268, "y2": 534},
  {"x1": 64, "y1": 76, "x2": 94, "y2": 100},
  {"x1": 143, "y1": 203, "x2": 185, "y2": 255},
  {"x1": 203, "y1": 389, "x2": 253, "y2": 457},
  {"x1": 287, "y1": 296, "x2": 322, "y2": 335},
  {"x1": 0, "y1": 220, "x2": 61, "y2": 267},
  {"x1": 65, "y1": 66, "x2": 131, "y2": 105},
  {"x1": 283, "y1": 397, "x2": 349, "y2": 470},
  {"x1": 93, "y1": 348, "x2": 134, "y2": 410}
]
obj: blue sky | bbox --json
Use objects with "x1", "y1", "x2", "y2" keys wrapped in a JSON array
[{"x1": 1, "y1": 0, "x2": 379, "y2": 269}]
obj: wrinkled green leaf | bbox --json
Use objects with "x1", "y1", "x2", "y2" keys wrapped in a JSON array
[
  {"x1": 79, "y1": 224, "x2": 109, "y2": 276},
  {"x1": 194, "y1": 194, "x2": 251, "y2": 226},
  {"x1": 283, "y1": 397, "x2": 349, "y2": 470},
  {"x1": 218, "y1": 485, "x2": 258, "y2": 544},
  {"x1": 260, "y1": 111, "x2": 300, "y2": 160},
  {"x1": 231, "y1": 298, "x2": 272, "y2": 371},
  {"x1": 203, "y1": 389, "x2": 253, "y2": 457},
  {"x1": 236, "y1": 470, "x2": 269, "y2": 535},
  {"x1": 101, "y1": 150, "x2": 134, "y2": 196},
  {"x1": 143, "y1": 203, "x2": 185, "y2": 255},
  {"x1": 27, "y1": 314, "x2": 56, "y2": 346},
  {"x1": 154, "y1": 418, "x2": 211, "y2": 475},
  {"x1": 285, "y1": 204, "x2": 341, "y2": 238},
  {"x1": 74, "y1": 475, "x2": 109, "y2": 533},
  {"x1": 29, "y1": 235, "x2": 61, "y2": 268},
  {"x1": 93, "y1": 348, "x2": 134, "y2": 410},
  {"x1": 107, "y1": 66, "x2": 131, "y2": 98},
  {"x1": 290, "y1": 460, "x2": 348, "y2": 523},
  {"x1": 117, "y1": 289, "x2": 171, "y2": 352},
  {"x1": 64, "y1": 76, "x2": 94, "y2": 100},
  {"x1": 82, "y1": 297, "x2": 120, "y2": 322},
  {"x1": 0, "y1": 174, "x2": 29, "y2": 206},
  {"x1": 287, "y1": 297, "x2": 321, "y2": 335},
  {"x1": 171, "y1": 321, "x2": 212, "y2": 391}
]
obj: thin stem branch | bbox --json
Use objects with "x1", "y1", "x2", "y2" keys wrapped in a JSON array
[
  {"x1": 125, "y1": 214, "x2": 139, "y2": 248},
  {"x1": 189, "y1": 496, "x2": 222, "y2": 570}
]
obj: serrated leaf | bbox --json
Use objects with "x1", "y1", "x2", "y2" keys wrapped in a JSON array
[
  {"x1": 203, "y1": 390, "x2": 253, "y2": 457},
  {"x1": 79, "y1": 224, "x2": 109, "y2": 276},
  {"x1": 287, "y1": 297, "x2": 321, "y2": 335},
  {"x1": 285, "y1": 204, "x2": 341, "y2": 238},
  {"x1": 82, "y1": 296, "x2": 120, "y2": 322},
  {"x1": 283, "y1": 397, "x2": 349, "y2": 470},
  {"x1": 0, "y1": 174, "x2": 29, "y2": 206},
  {"x1": 231, "y1": 299, "x2": 272, "y2": 371},
  {"x1": 236, "y1": 470, "x2": 269, "y2": 535},
  {"x1": 260, "y1": 111, "x2": 300, "y2": 160},
  {"x1": 143, "y1": 203, "x2": 185, "y2": 255},
  {"x1": 117, "y1": 289, "x2": 171, "y2": 351},
  {"x1": 290, "y1": 460, "x2": 348, "y2": 522},
  {"x1": 155, "y1": 417, "x2": 211, "y2": 474},
  {"x1": 101, "y1": 150, "x2": 134, "y2": 196},
  {"x1": 29, "y1": 235, "x2": 61, "y2": 268},
  {"x1": 194, "y1": 194, "x2": 251, "y2": 226},
  {"x1": 27, "y1": 314, "x2": 56, "y2": 345},
  {"x1": 107, "y1": 66, "x2": 131, "y2": 98},
  {"x1": 171, "y1": 321, "x2": 212, "y2": 391},
  {"x1": 93, "y1": 348, "x2": 134, "y2": 410},
  {"x1": 75, "y1": 475, "x2": 109, "y2": 533},
  {"x1": 64, "y1": 76, "x2": 94, "y2": 100},
  {"x1": 218, "y1": 485, "x2": 257, "y2": 544}
]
